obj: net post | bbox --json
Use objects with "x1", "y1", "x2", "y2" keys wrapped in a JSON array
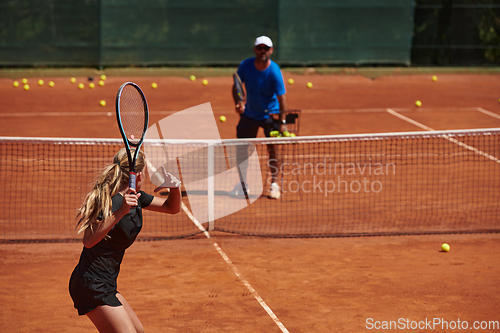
[{"x1": 207, "y1": 141, "x2": 215, "y2": 231}]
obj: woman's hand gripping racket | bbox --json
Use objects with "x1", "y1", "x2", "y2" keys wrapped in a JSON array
[
  {"x1": 233, "y1": 73, "x2": 245, "y2": 114},
  {"x1": 115, "y1": 82, "x2": 149, "y2": 191}
]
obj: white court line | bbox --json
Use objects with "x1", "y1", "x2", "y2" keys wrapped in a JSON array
[
  {"x1": 2, "y1": 107, "x2": 489, "y2": 117},
  {"x1": 387, "y1": 109, "x2": 500, "y2": 164},
  {"x1": 477, "y1": 107, "x2": 500, "y2": 120},
  {"x1": 146, "y1": 161, "x2": 289, "y2": 333}
]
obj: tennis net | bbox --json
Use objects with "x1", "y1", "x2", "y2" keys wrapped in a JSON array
[{"x1": 1, "y1": 128, "x2": 500, "y2": 243}]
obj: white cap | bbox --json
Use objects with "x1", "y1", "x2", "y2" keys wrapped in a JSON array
[{"x1": 254, "y1": 36, "x2": 273, "y2": 48}]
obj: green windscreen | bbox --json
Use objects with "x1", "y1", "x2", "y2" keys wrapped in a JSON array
[{"x1": 0, "y1": 0, "x2": 422, "y2": 67}]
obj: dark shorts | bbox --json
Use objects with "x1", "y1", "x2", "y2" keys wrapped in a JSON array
[
  {"x1": 69, "y1": 272, "x2": 122, "y2": 316},
  {"x1": 236, "y1": 114, "x2": 280, "y2": 138}
]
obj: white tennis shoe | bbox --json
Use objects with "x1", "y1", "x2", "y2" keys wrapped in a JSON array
[{"x1": 269, "y1": 182, "x2": 281, "y2": 199}]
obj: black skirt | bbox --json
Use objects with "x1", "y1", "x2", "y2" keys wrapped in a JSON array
[{"x1": 69, "y1": 271, "x2": 122, "y2": 316}]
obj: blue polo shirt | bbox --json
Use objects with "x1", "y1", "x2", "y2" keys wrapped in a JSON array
[{"x1": 237, "y1": 58, "x2": 286, "y2": 121}]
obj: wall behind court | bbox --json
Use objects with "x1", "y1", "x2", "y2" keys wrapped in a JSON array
[{"x1": 0, "y1": 0, "x2": 497, "y2": 67}]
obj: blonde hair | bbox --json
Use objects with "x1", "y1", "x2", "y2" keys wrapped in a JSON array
[{"x1": 76, "y1": 148, "x2": 146, "y2": 234}]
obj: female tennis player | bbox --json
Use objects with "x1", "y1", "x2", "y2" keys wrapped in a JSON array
[{"x1": 69, "y1": 148, "x2": 181, "y2": 333}]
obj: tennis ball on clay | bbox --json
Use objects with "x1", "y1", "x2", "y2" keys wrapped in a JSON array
[
  {"x1": 415, "y1": 100, "x2": 422, "y2": 107},
  {"x1": 283, "y1": 130, "x2": 291, "y2": 137},
  {"x1": 13, "y1": 81, "x2": 19, "y2": 87},
  {"x1": 432, "y1": 75, "x2": 438, "y2": 82},
  {"x1": 70, "y1": 77, "x2": 76, "y2": 83},
  {"x1": 202, "y1": 79, "x2": 208, "y2": 86},
  {"x1": 288, "y1": 78, "x2": 294, "y2": 85},
  {"x1": 151, "y1": 82, "x2": 158, "y2": 89},
  {"x1": 100, "y1": 74, "x2": 107, "y2": 81},
  {"x1": 290, "y1": 133, "x2": 296, "y2": 137},
  {"x1": 22, "y1": 78, "x2": 28, "y2": 84},
  {"x1": 23, "y1": 84, "x2": 30, "y2": 91},
  {"x1": 441, "y1": 243, "x2": 450, "y2": 252},
  {"x1": 89, "y1": 82, "x2": 95, "y2": 89},
  {"x1": 78, "y1": 83, "x2": 84, "y2": 89},
  {"x1": 306, "y1": 82, "x2": 313, "y2": 88},
  {"x1": 190, "y1": 75, "x2": 196, "y2": 81},
  {"x1": 99, "y1": 80, "x2": 105, "y2": 87},
  {"x1": 48, "y1": 81, "x2": 55, "y2": 87},
  {"x1": 219, "y1": 115, "x2": 226, "y2": 122},
  {"x1": 38, "y1": 79, "x2": 44, "y2": 86},
  {"x1": 100, "y1": 100, "x2": 106, "y2": 107}
]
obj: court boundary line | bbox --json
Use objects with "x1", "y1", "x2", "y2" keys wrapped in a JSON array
[
  {"x1": 145, "y1": 161, "x2": 289, "y2": 333},
  {"x1": 2, "y1": 106, "x2": 492, "y2": 117},
  {"x1": 387, "y1": 109, "x2": 500, "y2": 164}
]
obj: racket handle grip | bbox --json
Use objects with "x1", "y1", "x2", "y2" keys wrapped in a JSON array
[{"x1": 129, "y1": 172, "x2": 136, "y2": 190}]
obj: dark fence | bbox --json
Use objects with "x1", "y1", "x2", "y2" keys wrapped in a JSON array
[{"x1": 0, "y1": 0, "x2": 498, "y2": 67}]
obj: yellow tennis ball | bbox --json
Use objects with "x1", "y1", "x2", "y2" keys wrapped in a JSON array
[
  {"x1": 306, "y1": 82, "x2": 313, "y2": 88},
  {"x1": 202, "y1": 79, "x2": 208, "y2": 86},
  {"x1": 89, "y1": 82, "x2": 95, "y2": 89},
  {"x1": 48, "y1": 81, "x2": 55, "y2": 87},
  {"x1": 219, "y1": 115, "x2": 226, "y2": 122},
  {"x1": 432, "y1": 75, "x2": 438, "y2": 82},
  {"x1": 13, "y1": 81, "x2": 19, "y2": 87},
  {"x1": 78, "y1": 83, "x2": 84, "y2": 89},
  {"x1": 38, "y1": 79, "x2": 44, "y2": 86},
  {"x1": 23, "y1": 84, "x2": 30, "y2": 90},
  {"x1": 151, "y1": 82, "x2": 158, "y2": 89},
  {"x1": 99, "y1": 80, "x2": 105, "y2": 86},
  {"x1": 283, "y1": 130, "x2": 291, "y2": 137},
  {"x1": 415, "y1": 100, "x2": 422, "y2": 107},
  {"x1": 100, "y1": 100, "x2": 106, "y2": 107},
  {"x1": 100, "y1": 74, "x2": 107, "y2": 81},
  {"x1": 290, "y1": 133, "x2": 296, "y2": 137},
  {"x1": 190, "y1": 75, "x2": 196, "y2": 81},
  {"x1": 288, "y1": 78, "x2": 294, "y2": 85},
  {"x1": 22, "y1": 78, "x2": 28, "y2": 84},
  {"x1": 441, "y1": 243, "x2": 450, "y2": 252},
  {"x1": 70, "y1": 77, "x2": 76, "y2": 83}
]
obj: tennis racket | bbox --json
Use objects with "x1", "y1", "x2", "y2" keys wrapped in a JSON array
[
  {"x1": 115, "y1": 82, "x2": 149, "y2": 190},
  {"x1": 233, "y1": 72, "x2": 245, "y2": 103}
]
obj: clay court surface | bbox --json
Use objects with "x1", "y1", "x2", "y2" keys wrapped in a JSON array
[{"x1": 1, "y1": 71, "x2": 500, "y2": 332}]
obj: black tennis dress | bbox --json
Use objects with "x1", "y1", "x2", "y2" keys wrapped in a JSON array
[{"x1": 69, "y1": 191, "x2": 154, "y2": 315}]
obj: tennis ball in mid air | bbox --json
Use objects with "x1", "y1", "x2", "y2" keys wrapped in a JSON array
[
  {"x1": 190, "y1": 75, "x2": 196, "y2": 81},
  {"x1": 23, "y1": 84, "x2": 30, "y2": 91},
  {"x1": 432, "y1": 75, "x2": 438, "y2": 82},
  {"x1": 151, "y1": 82, "x2": 158, "y2": 89},
  {"x1": 38, "y1": 79, "x2": 44, "y2": 86},
  {"x1": 22, "y1": 78, "x2": 28, "y2": 84},
  {"x1": 100, "y1": 100, "x2": 106, "y2": 107},
  {"x1": 306, "y1": 82, "x2": 313, "y2": 88},
  {"x1": 70, "y1": 77, "x2": 76, "y2": 83},
  {"x1": 78, "y1": 83, "x2": 84, "y2": 89},
  {"x1": 219, "y1": 115, "x2": 226, "y2": 122},
  {"x1": 13, "y1": 81, "x2": 19, "y2": 87},
  {"x1": 99, "y1": 80, "x2": 105, "y2": 87},
  {"x1": 48, "y1": 81, "x2": 55, "y2": 87},
  {"x1": 288, "y1": 78, "x2": 294, "y2": 85},
  {"x1": 202, "y1": 79, "x2": 208, "y2": 86},
  {"x1": 100, "y1": 74, "x2": 107, "y2": 81},
  {"x1": 441, "y1": 243, "x2": 450, "y2": 252},
  {"x1": 415, "y1": 100, "x2": 422, "y2": 107},
  {"x1": 89, "y1": 82, "x2": 95, "y2": 89}
]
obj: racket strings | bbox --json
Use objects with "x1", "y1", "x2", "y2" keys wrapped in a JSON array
[{"x1": 119, "y1": 85, "x2": 146, "y2": 145}]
